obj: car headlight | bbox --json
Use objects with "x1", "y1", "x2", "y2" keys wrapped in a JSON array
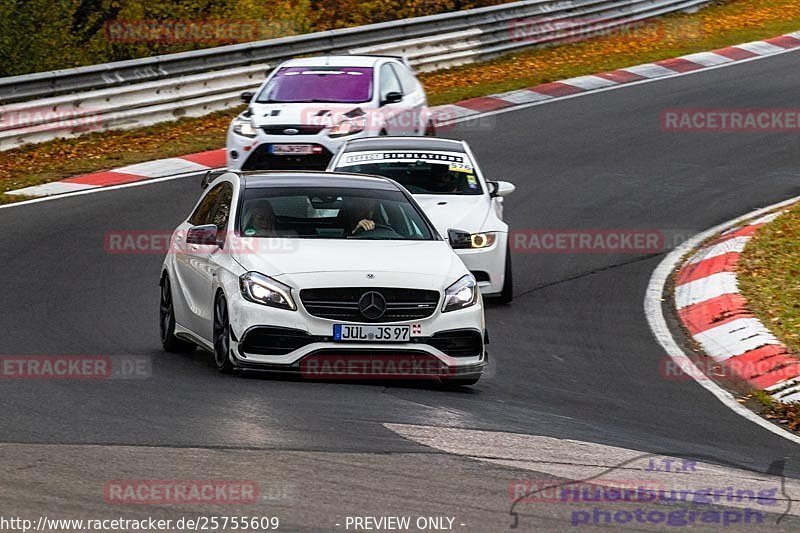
[
  {"x1": 470, "y1": 232, "x2": 497, "y2": 249},
  {"x1": 442, "y1": 274, "x2": 478, "y2": 313},
  {"x1": 329, "y1": 118, "x2": 365, "y2": 138},
  {"x1": 232, "y1": 117, "x2": 257, "y2": 138},
  {"x1": 450, "y1": 232, "x2": 497, "y2": 249},
  {"x1": 239, "y1": 272, "x2": 296, "y2": 310}
]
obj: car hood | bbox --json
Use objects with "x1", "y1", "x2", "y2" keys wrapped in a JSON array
[
  {"x1": 249, "y1": 102, "x2": 368, "y2": 128},
  {"x1": 232, "y1": 239, "x2": 464, "y2": 289},
  {"x1": 414, "y1": 195, "x2": 491, "y2": 235}
]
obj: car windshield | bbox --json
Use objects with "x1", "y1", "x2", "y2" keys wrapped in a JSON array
[
  {"x1": 334, "y1": 150, "x2": 483, "y2": 195},
  {"x1": 256, "y1": 67, "x2": 373, "y2": 104},
  {"x1": 238, "y1": 186, "x2": 434, "y2": 240}
]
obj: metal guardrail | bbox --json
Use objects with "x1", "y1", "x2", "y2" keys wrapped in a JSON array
[
  {"x1": 0, "y1": 65, "x2": 269, "y2": 149},
  {"x1": 0, "y1": 0, "x2": 709, "y2": 150}
]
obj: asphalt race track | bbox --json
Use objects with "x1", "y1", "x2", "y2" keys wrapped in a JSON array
[{"x1": 3, "y1": 50, "x2": 800, "y2": 531}]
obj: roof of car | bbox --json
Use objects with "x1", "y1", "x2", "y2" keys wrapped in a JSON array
[
  {"x1": 279, "y1": 55, "x2": 389, "y2": 68},
  {"x1": 240, "y1": 171, "x2": 399, "y2": 190},
  {"x1": 342, "y1": 136, "x2": 466, "y2": 153}
]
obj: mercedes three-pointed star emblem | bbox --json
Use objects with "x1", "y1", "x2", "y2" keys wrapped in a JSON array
[{"x1": 358, "y1": 291, "x2": 386, "y2": 320}]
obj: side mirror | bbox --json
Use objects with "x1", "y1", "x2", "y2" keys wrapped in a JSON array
[
  {"x1": 186, "y1": 224, "x2": 218, "y2": 245},
  {"x1": 240, "y1": 91, "x2": 254, "y2": 104},
  {"x1": 382, "y1": 91, "x2": 403, "y2": 106},
  {"x1": 488, "y1": 180, "x2": 516, "y2": 197},
  {"x1": 448, "y1": 229, "x2": 472, "y2": 249}
]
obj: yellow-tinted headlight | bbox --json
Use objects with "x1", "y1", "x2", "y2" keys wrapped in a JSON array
[{"x1": 470, "y1": 233, "x2": 496, "y2": 248}]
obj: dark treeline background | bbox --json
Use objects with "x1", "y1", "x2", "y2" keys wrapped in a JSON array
[{"x1": 0, "y1": 0, "x2": 503, "y2": 76}]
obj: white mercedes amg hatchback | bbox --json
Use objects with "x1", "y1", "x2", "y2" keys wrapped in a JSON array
[{"x1": 159, "y1": 171, "x2": 487, "y2": 385}]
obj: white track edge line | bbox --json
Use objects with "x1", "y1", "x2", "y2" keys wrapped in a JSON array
[
  {"x1": 0, "y1": 168, "x2": 219, "y2": 211},
  {"x1": 441, "y1": 42, "x2": 800, "y2": 126},
  {"x1": 645, "y1": 195, "x2": 800, "y2": 446}
]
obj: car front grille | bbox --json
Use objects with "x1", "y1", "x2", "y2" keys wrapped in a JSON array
[
  {"x1": 300, "y1": 287, "x2": 440, "y2": 323},
  {"x1": 239, "y1": 326, "x2": 321, "y2": 356},
  {"x1": 261, "y1": 125, "x2": 325, "y2": 135},
  {"x1": 241, "y1": 144, "x2": 333, "y2": 171}
]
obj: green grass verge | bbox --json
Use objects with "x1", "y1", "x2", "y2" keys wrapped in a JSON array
[
  {"x1": 737, "y1": 205, "x2": 800, "y2": 433},
  {"x1": 738, "y1": 205, "x2": 800, "y2": 354}
]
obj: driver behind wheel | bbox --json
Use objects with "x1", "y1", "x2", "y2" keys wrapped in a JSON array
[{"x1": 343, "y1": 197, "x2": 379, "y2": 234}]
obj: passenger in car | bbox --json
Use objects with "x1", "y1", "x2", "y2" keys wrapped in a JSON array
[{"x1": 243, "y1": 201, "x2": 277, "y2": 237}]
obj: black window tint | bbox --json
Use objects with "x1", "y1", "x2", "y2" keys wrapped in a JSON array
[
  {"x1": 210, "y1": 183, "x2": 234, "y2": 230},
  {"x1": 379, "y1": 64, "x2": 402, "y2": 102},
  {"x1": 189, "y1": 184, "x2": 223, "y2": 225},
  {"x1": 238, "y1": 186, "x2": 434, "y2": 240}
]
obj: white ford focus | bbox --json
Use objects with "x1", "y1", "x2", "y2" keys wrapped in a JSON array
[
  {"x1": 159, "y1": 170, "x2": 487, "y2": 385},
  {"x1": 328, "y1": 137, "x2": 516, "y2": 302},
  {"x1": 226, "y1": 55, "x2": 433, "y2": 172}
]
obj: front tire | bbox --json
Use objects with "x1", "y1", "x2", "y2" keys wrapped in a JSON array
[
  {"x1": 213, "y1": 293, "x2": 235, "y2": 374},
  {"x1": 159, "y1": 276, "x2": 195, "y2": 353},
  {"x1": 497, "y1": 244, "x2": 514, "y2": 304}
]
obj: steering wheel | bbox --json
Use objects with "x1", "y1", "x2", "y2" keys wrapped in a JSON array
[{"x1": 352, "y1": 223, "x2": 401, "y2": 238}]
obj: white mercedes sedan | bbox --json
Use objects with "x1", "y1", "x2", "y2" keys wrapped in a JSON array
[
  {"x1": 159, "y1": 170, "x2": 487, "y2": 385},
  {"x1": 328, "y1": 137, "x2": 515, "y2": 302}
]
